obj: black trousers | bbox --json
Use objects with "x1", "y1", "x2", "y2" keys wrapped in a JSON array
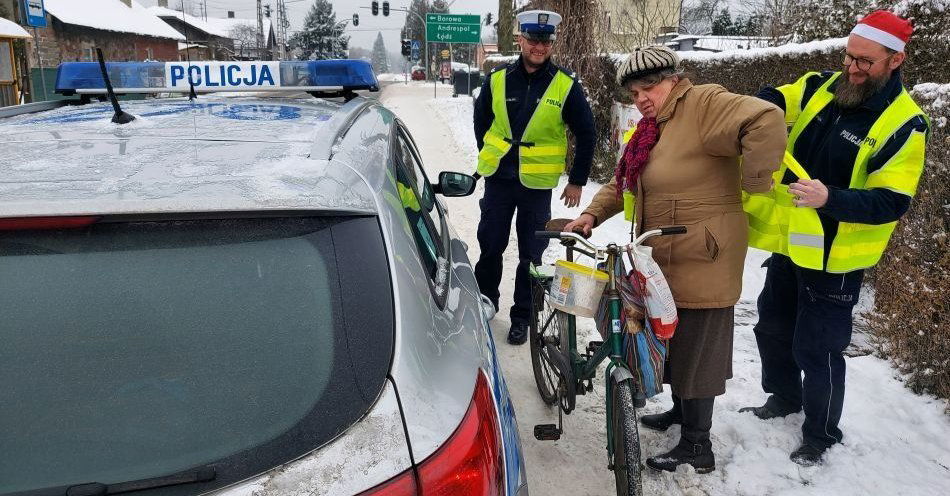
[
  {"x1": 474, "y1": 178, "x2": 552, "y2": 325},
  {"x1": 753, "y1": 254, "x2": 864, "y2": 449}
]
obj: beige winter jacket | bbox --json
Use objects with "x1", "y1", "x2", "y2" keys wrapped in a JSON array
[{"x1": 583, "y1": 78, "x2": 786, "y2": 308}]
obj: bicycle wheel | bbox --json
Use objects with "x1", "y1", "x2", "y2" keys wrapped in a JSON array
[
  {"x1": 610, "y1": 379, "x2": 643, "y2": 496},
  {"x1": 529, "y1": 277, "x2": 564, "y2": 405}
]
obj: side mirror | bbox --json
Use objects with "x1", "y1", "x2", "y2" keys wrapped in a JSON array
[{"x1": 434, "y1": 171, "x2": 476, "y2": 197}]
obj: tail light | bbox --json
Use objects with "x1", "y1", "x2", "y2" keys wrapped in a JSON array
[
  {"x1": 357, "y1": 470, "x2": 417, "y2": 496},
  {"x1": 360, "y1": 371, "x2": 504, "y2": 496},
  {"x1": 0, "y1": 216, "x2": 99, "y2": 231}
]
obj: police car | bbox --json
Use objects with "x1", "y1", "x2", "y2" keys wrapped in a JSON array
[{"x1": 0, "y1": 60, "x2": 527, "y2": 496}]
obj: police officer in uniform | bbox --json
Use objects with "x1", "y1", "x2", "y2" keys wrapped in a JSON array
[
  {"x1": 473, "y1": 10, "x2": 595, "y2": 345},
  {"x1": 742, "y1": 10, "x2": 930, "y2": 466}
]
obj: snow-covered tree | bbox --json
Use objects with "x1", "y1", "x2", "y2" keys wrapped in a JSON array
[
  {"x1": 289, "y1": 0, "x2": 349, "y2": 60},
  {"x1": 371, "y1": 32, "x2": 390, "y2": 74}
]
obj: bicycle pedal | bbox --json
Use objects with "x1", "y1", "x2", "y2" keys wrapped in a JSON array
[
  {"x1": 586, "y1": 340, "x2": 603, "y2": 354},
  {"x1": 585, "y1": 379, "x2": 594, "y2": 393},
  {"x1": 533, "y1": 424, "x2": 561, "y2": 441}
]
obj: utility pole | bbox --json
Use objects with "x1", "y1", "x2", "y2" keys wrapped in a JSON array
[
  {"x1": 256, "y1": 0, "x2": 265, "y2": 60},
  {"x1": 276, "y1": 0, "x2": 289, "y2": 60}
]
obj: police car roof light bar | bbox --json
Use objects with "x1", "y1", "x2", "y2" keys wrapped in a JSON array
[
  {"x1": 95, "y1": 48, "x2": 135, "y2": 124},
  {"x1": 55, "y1": 60, "x2": 380, "y2": 97}
]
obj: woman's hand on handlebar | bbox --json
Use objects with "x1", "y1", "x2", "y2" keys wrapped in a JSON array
[{"x1": 563, "y1": 213, "x2": 595, "y2": 238}]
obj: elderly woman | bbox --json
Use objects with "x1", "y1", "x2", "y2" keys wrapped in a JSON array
[{"x1": 564, "y1": 46, "x2": 787, "y2": 473}]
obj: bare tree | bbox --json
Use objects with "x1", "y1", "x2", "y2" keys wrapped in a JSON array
[
  {"x1": 680, "y1": 0, "x2": 722, "y2": 35},
  {"x1": 603, "y1": 0, "x2": 683, "y2": 50},
  {"x1": 498, "y1": 0, "x2": 516, "y2": 55},
  {"x1": 734, "y1": 0, "x2": 798, "y2": 42},
  {"x1": 229, "y1": 25, "x2": 258, "y2": 60}
]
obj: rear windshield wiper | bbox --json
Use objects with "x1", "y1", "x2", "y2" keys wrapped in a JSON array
[{"x1": 64, "y1": 466, "x2": 215, "y2": 496}]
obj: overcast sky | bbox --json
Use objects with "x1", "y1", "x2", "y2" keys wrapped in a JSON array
[{"x1": 138, "y1": 0, "x2": 500, "y2": 52}]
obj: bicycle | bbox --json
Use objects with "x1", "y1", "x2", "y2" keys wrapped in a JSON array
[{"x1": 529, "y1": 225, "x2": 686, "y2": 496}]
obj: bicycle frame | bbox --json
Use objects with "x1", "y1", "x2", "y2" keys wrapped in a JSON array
[
  {"x1": 550, "y1": 229, "x2": 678, "y2": 384},
  {"x1": 531, "y1": 226, "x2": 686, "y2": 494}
]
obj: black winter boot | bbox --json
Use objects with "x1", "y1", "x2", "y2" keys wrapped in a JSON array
[
  {"x1": 646, "y1": 397, "x2": 716, "y2": 474},
  {"x1": 507, "y1": 322, "x2": 528, "y2": 345},
  {"x1": 641, "y1": 394, "x2": 682, "y2": 431},
  {"x1": 739, "y1": 394, "x2": 801, "y2": 420},
  {"x1": 790, "y1": 443, "x2": 825, "y2": 466}
]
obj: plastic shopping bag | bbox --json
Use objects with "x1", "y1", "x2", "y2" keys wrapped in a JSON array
[
  {"x1": 629, "y1": 245, "x2": 678, "y2": 339},
  {"x1": 594, "y1": 257, "x2": 666, "y2": 399}
]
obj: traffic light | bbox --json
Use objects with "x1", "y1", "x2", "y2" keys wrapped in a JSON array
[
  {"x1": 263, "y1": 4, "x2": 271, "y2": 18},
  {"x1": 352, "y1": 13, "x2": 359, "y2": 26},
  {"x1": 383, "y1": 1, "x2": 389, "y2": 16},
  {"x1": 371, "y1": 1, "x2": 378, "y2": 16},
  {"x1": 401, "y1": 39, "x2": 411, "y2": 57}
]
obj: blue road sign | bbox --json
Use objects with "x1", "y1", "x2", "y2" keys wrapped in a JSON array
[
  {"x1": 411, "y1": 40, "x2": 420, "y2": 61},
  {"x1": 23, "y1": 0, "x2": 47, "y2": 28}
]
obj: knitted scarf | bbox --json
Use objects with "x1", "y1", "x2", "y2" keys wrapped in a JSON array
[{"x1": 614, "y1": 117, "x2": 660, "y2": 200}]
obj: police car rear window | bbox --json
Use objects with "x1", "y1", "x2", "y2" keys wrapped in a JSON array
[{"x1": 0, "y1": 215, "x2": 393, "y2": 495}]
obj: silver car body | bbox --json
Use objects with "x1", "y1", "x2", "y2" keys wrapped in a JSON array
[{"x1": 0, "y1": 96, "x2": 527, "y2": 495}]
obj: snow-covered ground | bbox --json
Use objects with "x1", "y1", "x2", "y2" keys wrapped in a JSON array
[{"x1": 380, "y1": 84, "x2": 950, "y2": 495}]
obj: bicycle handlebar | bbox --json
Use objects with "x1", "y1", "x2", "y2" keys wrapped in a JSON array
[
  {"x1": 535, "y1": 225, "x2": 688, "y2": 257},
  {"x1": 535, "y1": 231, "x2": 567, "y2": 240}
]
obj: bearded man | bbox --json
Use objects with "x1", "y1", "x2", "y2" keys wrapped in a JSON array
[{"x1": 742, "y1": 10, "x2": 930, "y2": 466}]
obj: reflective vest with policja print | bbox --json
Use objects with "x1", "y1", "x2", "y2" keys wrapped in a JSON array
[
  {"x1": 476, "y1": 68, "x2": 574, "y2": 189},
  {"x1": 742, "y1": 71, "x2": 928, "y2": 273}
]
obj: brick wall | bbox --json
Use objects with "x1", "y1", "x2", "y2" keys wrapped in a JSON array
[{"x1": 29, "y1": 16, "x2": 179, "y2": 68}]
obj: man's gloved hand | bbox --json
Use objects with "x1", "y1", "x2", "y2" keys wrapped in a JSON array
[{"x1": 560, "y1": 184, "x2": 582, "y2": 208}]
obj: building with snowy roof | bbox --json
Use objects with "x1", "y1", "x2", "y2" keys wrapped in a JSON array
[
  {"x1": 203, "y1": 11, "x2": 275, "y2": 61},
  {"x1": 0, "y1": 15, "x2": 29, "y2": 106},
  {"x1": 29, "y1": 0, "x2": 183, "y2": 64},
  {"x1": 148, "y1": 3, "x2": 234, "y2": 61},
  {"x1": 658, "y1": 33, "x2": 772, "y2": 52}
]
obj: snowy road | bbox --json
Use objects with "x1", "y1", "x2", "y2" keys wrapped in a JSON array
[{"x1": 380, "y1": 83, "x2": 950, "y2": 496}]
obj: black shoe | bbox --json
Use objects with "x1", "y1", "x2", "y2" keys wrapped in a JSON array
[
  {"x1": 790, "y1": 443, "x2": 825, "y2": 466},
  {"x1": 640, "y1": 408, "x2": 682, "y2": 432},
  {"x1": 739, "y1": 397, "x2": 800, "y2": 420},
  {"x1": 507, "y1": 322, "x2": 528, "y2": 345},
  {"x1": 645, "y1": 438, "x2": 715, "y2": 474}
]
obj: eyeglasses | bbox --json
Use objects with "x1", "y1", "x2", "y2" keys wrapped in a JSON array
[
  {"x1": 525, "y1": 38, "x2": 554, "y2": 47},
  {"x1": 842, "y1": 52, "x2": 890, "y2": 72}
]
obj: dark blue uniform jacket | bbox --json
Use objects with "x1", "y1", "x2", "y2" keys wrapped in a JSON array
[{"x1": 474, "y1": 57, "x2": 595, "y2": 186}]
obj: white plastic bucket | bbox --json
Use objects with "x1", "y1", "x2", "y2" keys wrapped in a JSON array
[{"x1": 549, "y1": 260, "x2": 609, "y2": 318}]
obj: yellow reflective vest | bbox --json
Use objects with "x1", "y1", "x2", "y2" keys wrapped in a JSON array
[
  {"x1": 476, "y1": 68, "x2": 575, "y2": 189},
  {"x1": 743, "y1": 71, "x2": 929, "y2": 273}
]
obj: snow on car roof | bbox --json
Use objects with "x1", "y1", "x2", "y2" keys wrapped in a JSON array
[{"x1": 0, "y1": 96, "x2": 377, "y2": 218}]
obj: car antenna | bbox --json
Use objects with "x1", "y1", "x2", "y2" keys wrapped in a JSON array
[
  {"x1": 180, "y1": 8, "x2": 198, "y2": 101},
  {"x1": 95, "y1": 48, "x2": 135, "y2": 124}
]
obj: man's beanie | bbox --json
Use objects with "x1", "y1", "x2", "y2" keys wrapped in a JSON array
[
  {"x1": 616, "y1": 45, "x2": 680, "y2": 87},
  {"x1": 851, "y1": 10, "x2": 914, "y2": 52}
]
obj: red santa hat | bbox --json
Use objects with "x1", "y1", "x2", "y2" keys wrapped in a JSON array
[{"x1": 851, "y1": 10, "x2": 914, "y2": 52}]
